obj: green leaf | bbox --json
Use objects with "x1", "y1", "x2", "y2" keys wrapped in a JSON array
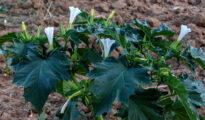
[
  {"x1": 181, "y1": 49, "x2": 196, "y2": 75},
  {"x1": 7, "y1": 41, "x2": 37, "y2": 66},
  {"x1": 56, "y1": 80, "x2": 78, "y2": 98},
  {"x1": 151, "y1": 24, "x2": 175, "y2": 37},
  {"x1": 109, "y1": 30, "x2": 126, "y2": 48},
  {"x1": 128, "y1": 88, "x2": 164, "y2": 120},
  {"x1": 78, "y1": 33, "x2": 89, "y2": 46},
  {"x1": 94, "y1": 17, "x2": 106, "y2": 23},
  {"x1": 109, "y1": 42, "x2": 120, "y2": 54},
  {"x1": 78, "y1": 48, "x2": 102, "y2": 64},
  {"x1": 56, "y1": 101, "x2": 84, "y2": 120},
  {"x1": 88, "y1": 23, "x2": 106, "y2": 36},
  {"x1": 185, "y1": 46, "x2": 205, "y2": 70},
  {"x1": 74, "y1": 11, "x2": 89, "y2": 24},
  {"x1": 0, "y1": 32, "x2": 17, "y2": 46},
  {"x1": 73, "y1": 48, "x2": 102, "y2": 75},
  {"x1": 13, "y1": 50, "x2": 70, "y2": 113},
  {"x1": 181, "y1": 74, "x2": 205, "y2": 107},
  {"x1": 150, "y1": 37, "x2": 171, "y2": 56},
  {"x1": 120, "y1": 25, "x2": 144, "y2": 42},
  {"x1": 133, "y1": 19, "x2": 151, "y2": 37},
  {"x1": 87, "y1": 56, "x2": 151, "y2": 116},
  {"x1": 160, "y1": 98, "x2": 190, "y2": 120},
  {"x1": 67, "y1": 30, "x2": 79, "y2": 49},
  {"x1": 164, "y1": 74, "x2": 199, "y2": 120}
]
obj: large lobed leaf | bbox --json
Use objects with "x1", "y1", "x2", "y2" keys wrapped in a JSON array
[
  {"x1": 13, "y1": 50, "x2": 70, "y2": 112},
  {"x1": 133, "y1": 19, "x2": 151, "y2": 37},
  {"x1": 185, "y1": 46, "x2": 205, "y2": 70},
  {"x1": 87, "y1": 56, "x2": 152, "y2": 116},
  {"x1": 151, "y1": 24, "x2": 175, "y2": 37},
  {"x1": 181, "y1": 49, "x2": 196, "y2": 75},
  {"x1": 160, "y1": 98, "x2": 190, "y2": 120},
  {"x1": 164, "y1": 74, "x2": 199, "y2": 120},
  {"x1": 120, "y1": 25, "x2": 144, "y2": 42},
  {"x1": 7, "y1": 40, "x2": 37, "y2": 67},
  {"x1": 128, "y1": 88, "x2": 164, "y2": 120},
  {"x1": 181, "y1": 74, "x2": 205, "y2": 107}
]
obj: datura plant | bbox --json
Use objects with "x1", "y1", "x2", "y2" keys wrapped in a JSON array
[{"x1": 1, "y1": 6, "x2": 205, "y2": 120}]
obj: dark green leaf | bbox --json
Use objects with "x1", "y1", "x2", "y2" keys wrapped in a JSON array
[
  {"x1": 94, "y1": 17, "x2": 106, "y2": 23},
  {"x1": 7, "y1": 41, "x2": 37, "y2": 67},
  {"x1": 109, "y1": 42, "x2": 120, "y2": 55},
  {"x1": 161, "y1": 98, "x2": 190, "y2": 120},
  {"x1": 78, "y1": 33, "x2": 89, "y2": 46},
  {"x1": 87, "y1": 56, "x2": 151, "y2": 116},
  {"x1": 73, "y1": 48, "x2": 102, "y2": 75},
  {"x1": 181, "y1": 49, "x2": 196, "y2": 75},
  {"x1": 151, "y1": 24, "x2": 175, "y2": 37},
  {"x1": 133, "y1": 19, "x2": 151, "y2": 37},
  {"x1": 120, "y1": 25, "x2": 144, "y2": 42},
  {"x1": 88, "y1": 23, "x2": 106, "y2": 36},
  {"x1": 164, "y1": 74, "x2": 199, "y2": 120},
  {"x1": 0, "y1": 32, "x2": 17, "y2": 46},
  {"x1": 56, "y1": 80, "x2": 73, "y2": 98},
  {"x1": 67, "y1": 30, "x2": 79, "y2": 49},
  {"x1": 13, "y1": 50, "x2": 70, "y2": 112},
  {"x1": 181, "y1": 74, "x2": 205, "y2": 107},
  {"x1": 74, "y1": 11, "x2": 89, "y2": 24},
  {"x1": 78, "y1": 48, "x2": 102, "y2": 64},
  {"x1": 150, "y1": 37, "x2": 171, "y2": 56},
  {"x1": 128, "y1": 88, "x2": 164, "y2": 120},
  {"x1": 109, "y1": 31, "x2": 126, "y2": 48},
  {"x1": 56, "y1": 101, "x2": 84, "y2": 120},
  {"x1": 185, "y1": 46, "x2": 205, "y2": 70}
]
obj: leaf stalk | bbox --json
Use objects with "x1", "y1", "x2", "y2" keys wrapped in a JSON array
[{"x1": 60, "y1": 90, "x2": 83, "y2": 114}]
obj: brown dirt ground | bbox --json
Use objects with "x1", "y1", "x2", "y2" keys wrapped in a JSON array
[{"x1": 0, "y1": 0, "x2": 205, "y2": 119}]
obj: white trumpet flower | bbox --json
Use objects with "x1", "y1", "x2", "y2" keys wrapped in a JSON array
[
  {"x1": 69, "y1": 7, "x2": 81, "y2": 24},
  {"x1": 44, "y1": 27, "x2": 54, "y2": 50},
  {"x1": 177, "y1": 25, "x2": 191, "y2": 41},
  {"x1": 101, "y1": 38, "x2": 115, "y2": 57}
]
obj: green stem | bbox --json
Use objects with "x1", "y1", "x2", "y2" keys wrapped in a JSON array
[
  {"x1": 95, "y1": 115, "x2": 104, "y2": 120},
  {"x1": 60, "y1": 90, "x2": 83, "y2": 113},
  {"x1": 49, "y1": 43, "x2": 53, "y2": 50},
  {"x1": 67, "y1": 23, "x2": 72, "y2": 31},
  {"x1": 159, "y1": 93, "x2": 177, "y2": 100},
  {"x1": 170, "y1": 40, "x2": 180, "y2": 50}
]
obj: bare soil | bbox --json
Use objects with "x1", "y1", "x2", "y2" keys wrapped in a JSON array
[{"x1": 0, "y1": 0, "x2": 205, "y2": 119}]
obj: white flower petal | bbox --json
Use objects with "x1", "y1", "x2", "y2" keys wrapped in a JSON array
[
  {"x1": 44, "y1": 27, "x2": 54, "y2": 45},
  {"x1": 177, "y1": 25, "x2": 191, "y2": 41},
  {"x1": 101, "y1": 38, "x2": 115, "y2": 57},
  {"x1": 69, "y1": 7, "x2": 81, "y2": 23}
]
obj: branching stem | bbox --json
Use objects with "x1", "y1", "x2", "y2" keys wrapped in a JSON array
[
  {"x1": 60, "y1": 90, "x2": 83, "y2": 114},
  {"x1": 159, "y1": 93, "x2": 177, "y2": 100}
]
